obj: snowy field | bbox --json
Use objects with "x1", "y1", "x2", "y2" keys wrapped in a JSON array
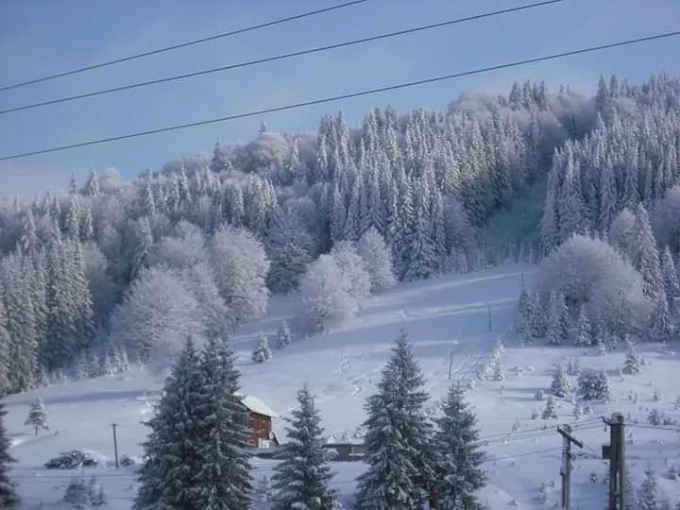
[{"x1": 4, "y1": 263, "x2": 680, "y2": 508}]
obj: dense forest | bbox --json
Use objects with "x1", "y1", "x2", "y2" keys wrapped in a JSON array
[{"x1": 1, "y1": 73, "x2": 680, "y2": 394}]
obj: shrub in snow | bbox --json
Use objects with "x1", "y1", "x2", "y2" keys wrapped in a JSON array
[
  {"x1": 648, "y1": 409, "x2": 664, "y2": 426},
  {"x1": 276, "y1": 321, "x2": 291, "y2": 349},
  {"x1": 299, "y1": 254, "x2": 359, "y2": 333},
  {"x1": 24, "y1": 398, "x2": 49, "y2": 436},
  {"x1": 577, "y1": 370, "x2": 612, "y2": 402},
  {"x1": 538, "y1": 234, "x2": 652, "y2": 340},
  {"x1": 542, "y1": 396, "x2": 559, "y2": 420},
  {"x1": 45, "y1": 450, "x2": 99, "y2": 470},
  {"x1": 535, "y1": 389, "x2": 545, "y2": 401},
  {"x1": 356, "y1": 227, "x2": 396, "y2": 293},
  {"x1": 63, "y1": 476, "x2": 105, "y2": 509},
  {"x1": 252, "y1": 333, "x2": 272, "y2": 363},
  {"x1": 573, "y1": 403, "x2": 583, "y2": 420},
  {"x1": 638, "y1": 470, "x2": 663, "y2": 510},
  {"x1": 622, "y1": 344, "x2": 642, "y2": 375},
  {"x1": 550, "y1": 364, "x2": 571, "y2": 399},
  {"x1": 493, "y1": 362, "x2": 505, "y2": 381},
  {"x1": 567, "y1": 357, "x2": 581, "y2": 376},
  {"x1": 652, "y1": 390, "x2": 662, "y2": 402}
]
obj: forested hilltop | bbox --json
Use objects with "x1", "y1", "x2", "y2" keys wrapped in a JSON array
[{"x1": 1, "y1": 73, "x2": 680, "y2": 394}]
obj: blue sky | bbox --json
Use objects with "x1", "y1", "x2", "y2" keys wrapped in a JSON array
[{"x1": 1, "y1": 0, "x2": 679, "y2": 196}]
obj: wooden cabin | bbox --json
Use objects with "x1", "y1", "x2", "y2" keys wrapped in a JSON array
[{"x1": 236, "y1": 394, "x2": 279, "y2": 449}]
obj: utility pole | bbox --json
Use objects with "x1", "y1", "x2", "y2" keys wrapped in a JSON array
[
  {"x1": 557, "y1": 424, "x2": 583, "y2": 510},
  {"x1": 447, "y1": 340, "x2": 459, "y2": 380},
  {"x1": 602, "y1": 413, "x2": 626, "y2": 510},
  {"x1": 487, "y1": 304, "x2": 492, "y2": 332},
  {"x1": 111, "y1": 423, "x2": 120, "y2": 469},
  {"x1": 521, "y1": 271, "x2": 525, "y2": 289}
]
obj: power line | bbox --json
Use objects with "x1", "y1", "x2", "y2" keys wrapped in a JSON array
[
  {"x1": 0, "y1": 0, "x2": 564, "y2": 116},
  {"x1": 2, "y1": 29, "x2": 679, "y2": 162},
  {"x1": 0, "y1": 0, "x2": 369, "y2": 93}
]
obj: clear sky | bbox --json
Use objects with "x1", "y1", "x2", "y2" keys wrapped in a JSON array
[{"x1": 1, "y1": 0, "x2": 678, "y2": 196}]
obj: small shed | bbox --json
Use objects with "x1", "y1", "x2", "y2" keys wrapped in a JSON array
[
  {"x1": 322, "y1": 440, "x2": 365, "y2": 461},
  {"x1": 236, "y1": 394, "x2": 279, "y2": 449}
]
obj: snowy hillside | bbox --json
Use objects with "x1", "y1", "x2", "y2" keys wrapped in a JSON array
[{"x1": 4, "y1": 263, "x2": 680, "y2": 509}]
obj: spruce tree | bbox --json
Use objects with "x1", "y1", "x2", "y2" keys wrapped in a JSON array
[
  {"x1": 639, "y1": 470, "x2": 661, "y2": 510},
  {"x1": 661, "y1": 246, "x2": 680, "y2": 300},
  {"x1": 133, "y1": 338, "x2": 206, "y2": 510},
  {"x1": 25, "y1": 397, "x2": 49, "y2": 436},
  {"x1": 575, "y1": 307, "x2": 593, "y2": 347},
  {"x1": 252, "y1": 333, "x2": 272, "y2": 363},
  {"x1": 515, "y1": 289, "x2": 533, "y2": 344},
  {"x1": 355, "y1": 333, "x2": 436, "y2": 510},
  {"x1": 0, "y1": 401, "x2": 20, "y2": 509},
  {"x1": 276, "y1": 321, "x2": 291, "y2": 349},
  {"x1": 542, "y1": 396, "x2": 559, "y2": 419},
  {"x1": 271, "y1": 385, "x2": 337, "y2": 510},
  {"x1": 546, "y1": 290, "x2": 569, "y2": 345},
  {"x1": 194, "y1": 337, "x2": 252, "y2": 510},
  {"x1": 550, "y1": 364, "x2": 572, "y2": 399},
  {"x1": 622, "y1": 342, "x2": 642, "y2": 376},
  {"x1": 432, "y1": 385, "x2": 486, "y2": 510}
]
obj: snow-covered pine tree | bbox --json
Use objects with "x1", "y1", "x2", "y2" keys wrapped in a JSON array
[
  {"x1": 0, "y1": 400, "x2": 20, "y2": 509},
  {"x1": 432, "y1": 384, "x2": 486, "y2": 510},
  {"x1": 634, "y1": 204, "x2": 665, "y2": 301},
  {"x1": 622, "y1": 342, "x2": 642, "y2": 376},
  {"x1": 0, "y1": 301, "x2": 9, "y2": 395},
  {"x1": 194, "y1": 337, "x2": 252, "y2": 510},
  {"x1": 515, "y1": 288, "x2": 533, "y2": 344},
  {"x1": 355, "y1": 332, "x2": 436, "y2": 510},
  {"x1": 575, "y1": 307, "x2": 593, "y2": 347},
  {"x1": 24, "y1": 397, "x2": 49, "y2": 436},
  {"x1": 276, "y1": 320, "x2": 291, "y2": 349},
  {"x1": 546, "y1": 290, "x2": 569, "y2": 345},
  {"x1": 528, "y1": 291, "x2": 546, "y2": 339},
  {"x1": 542, "y1": 396, "x2": 559, "y2": 419},
  {"x1": 252, "y1": 333, "x2": 272, "y2": 363},
  {"x1": 270, "y1": 385, "x2": 337, "y2": 510},
  {"x1": 550, "y1": 364, "x2": 572, "y2": 399},
  {"x1": 63, "y1": 476, "x2": 90, "y2": 509},
  {"x1": 650, "y1": 296, "x2": 672, "y2": 342},
  {"x1": 133, "y1": 338, "x2": 206, "y2": 510},
  {"x1": 638, "y1": 470, "x2": 662, "y2": 510},
  {"x1": 661, "y1": 246, "x2": 680, "y2": 301},
  {"x1": 88, "y1": 476, "x2": 106, "y2": 506}
]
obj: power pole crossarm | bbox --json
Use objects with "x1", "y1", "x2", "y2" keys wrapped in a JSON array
[{"x1": 557, "y1": 424, "x2": 583, "y2": 510}]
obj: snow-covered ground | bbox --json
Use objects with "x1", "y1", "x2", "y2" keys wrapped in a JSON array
[{"x1": 5, "y1": 263, "x2": 680, "y2": 508}]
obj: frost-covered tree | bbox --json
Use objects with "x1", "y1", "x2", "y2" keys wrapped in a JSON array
[
  {"x1": 432, "y1": 384, "x2": 486, "y2": 510},
  {"x1": 276, "y1": 320, "x2": 291, "y2": 349},
  {"x1": 545, "y1": 290, "x2": 569, "y2": 345},
  {"x1": 0, "y1": 302, "x2": 10, "y2": 395},
  {"x1": 639, "y1": 470, "x2": 662, "y2": 510},
  {"x1": 660, "y1": 246, "x2": 680, "y2": 301},
  {"x1": 542, "y1": 395, "x2": 559, "y2": 419},
  {"x1": 270, "y1": 385, "x2": 337, "y2": 510},
  {"x1": 633, "y1": 204, "x2": 665, "y2": 301},
  {"x1": 514, "y1": 289, "x2": 534, "y2": 344},
  {"x1": 300, "y1": 255, "x2": 358, "y2": 333},
  {"x1": 577, "y1": 370, "x2": 612, "y2": 402},
  {"x1": 134, "y1": 339, "x2": 207, "y2": 510},
  {"x1": 0, "y1": 401, "x2": 20, "y2": 509},
  {"x1": 194, "y1": 337, "x2": 253, "y2": 510},
  {"x1": 622, "y1": 342, "x2": 642, "y2": 375},
  {"x1": 109, "y1": 266, "x2": 202, "y2": 364},
  {"x1": 24, "y1": 397, "x2": 49, "y2": 436},
  {"x1": 252, "y1": 333, "x2": 272, "y2": 363},
  {"x1": 356, "y1": 227, "x2": 396, "y2": 293},
  {"x1": 550, "y1": 364, "x2": 571, "y2": 398},
  {"x1": 575, "y1": 307, "x2": 593, "y2": 347},
  {"x1": 355, "y1": 333, "x2": 436, "y2": 510},
  {"x1": 210, "y1": 226, "x2": 270, "y2": 324},
  {"x1": 63, "y1": 476, "x2": 90, "y2": 509},
  {"x1": 330, "y1": 241, "x2": 371, "y2": 302}
]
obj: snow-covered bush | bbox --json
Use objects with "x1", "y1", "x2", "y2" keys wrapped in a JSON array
[
  {"x1": 577, "y1": 370, "x2": 612, "y2": 402},
  {"x1": 252, "y1": 333, "x2": 272, "y2": 363},
  {"x1": 550, "y1": 365, "x2": 571, "y2": 398},
  {"x1": 330, "y1": 241, "x2": 371, "y2": 302},
  {"x1": 542, "y1": 396, "x2": 558, "y2": 419},
  {"x1": 276, "y1": 320, "x2": 292, "y2": 349},
  {"x1": 299, "y1": 255, "x2": 359, "y2": 333},
  {"x1": 25, "y1": 398, "x2": 49, "y2": 436},
  {"x1": 539, "y1": 234, "x2": 652, "y2": 338},
  {"x1": 45, "y1": 450, "x2": 99, "y2": 470},
  {"x1": 63, "y1": 476, "x2": 105, "y2": 508}
]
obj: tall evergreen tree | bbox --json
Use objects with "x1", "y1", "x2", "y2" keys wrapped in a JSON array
[
  {"x1": 661, "y1": 246, "x2": 680, "y2": 301},
  {"x1": 194, "y1": 337, "x2": 252, "y2": 510},
  {"x1": 355, "y1": 333, "x2": 436, "y2": 510},
  {"x1": 133, "y1": 338, "x2": 206, "y2": 510},
  {"x1": 546, "y1": 290, "x2": 569, "y2": 345},
  {"x1": 633, "y1": 204, "x2": 665, "y2": 301},
  {"x1": 432, "y1": 384, "x2": 486, "y2": 510},
  {"x1": 0, "y1": 401, "x2": 20, "y2": 509},
  {"x1": 25, "y1": 397, "x2": 50, "y2": 436},
  {"x1": 575, "y1": 307, "x2": 593, "y2": 347},
  {"x1": 271, "y1": 385, "x2": 337, "y2": 510}
]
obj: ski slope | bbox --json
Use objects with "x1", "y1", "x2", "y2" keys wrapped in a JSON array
[{"x1": 4, "y1": 263, "x2": 680, "y2": 508}]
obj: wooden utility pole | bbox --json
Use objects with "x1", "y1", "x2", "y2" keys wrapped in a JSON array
[
  {"x1": 557, "y1": 424, "x2": 583, "y2": 510},
  {"x1": 602, "y1": 413, "x2": 626, "y2": 510},
  {"x1": 487, "y1": 304, "x2": 492, "y2": 332},
  {"x1": 447, "y1": 341, "x2": 459, "y2": 380},
  {"x1": 111, "y1": 423, "x2": 120, "y2": 469},
  {"x1": 521, "y1": 271, "x2": 525, "y2": 289}
]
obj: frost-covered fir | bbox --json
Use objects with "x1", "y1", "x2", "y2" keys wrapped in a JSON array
[
  {"x1": 545, "y1": 290, "x2": 569, "y2": 345},
  {"x1": 0, "y1": 401, "x2": 20, "y2": 509},
  {"x1": 252, "y1": 333, "x2": 273, "y2": 363},
  {"x1": 575, "y1": 307, "x2": 593, "y2": 347},
  {"x1": 432, "y1": 384, "x2": 486, "y2": 510},
  {"x1": 623, "y1": 342, "x2": 642, "y2": 376},
  {"x1": 550, "y1": 364, "x2": 572, "y2": 399},
  {"x1": 355, "y1": 333, "x2": 436, "y2": 510},
  {"x1": 577, "y1": 370, "x2": 613, "y2": 402},
  {"x1": 542, "y1": 396, "x2": 559, "y2": 419},
  {"x1": 270, "y1": 385, "x2": 337, "y2": 510},
  {"x1": 24, "y1": 397, "x2": 49, "y2": 436},
  {"x1": 638, "y1": 470, "x2": 663, "y2": 510},
  {"x1": 276, "y1": 320, "x2": 291, "y2": 349},
  {"x1": 514, "y1": 288, "x2": 534, "y2": 344}
]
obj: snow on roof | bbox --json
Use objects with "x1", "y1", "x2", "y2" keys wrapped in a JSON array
[{"x1": 236, "y1": 393, "x2": 279, "y2": 418}]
